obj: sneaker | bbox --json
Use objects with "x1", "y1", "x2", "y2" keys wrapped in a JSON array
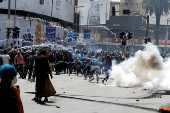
[
  {"x1": 102, "y1": 80, "x2": 107, "y2": 85},
  {"x1": 104, "y1": 80, "x2": 107, "y2": 85},
  {"x1": 83, "y1": 78, "x2": 87, "y2": 80},
  {"x1": 89, "y1": 77, "x2": 94, "y2": 82}
]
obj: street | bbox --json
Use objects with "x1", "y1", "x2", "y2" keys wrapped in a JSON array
[
  {"x1": 16, "y1": 72, "x2": 166, "y2": 113},
  {"x1": 1, "y1": 0, "x2": 170, "y2": 113}
]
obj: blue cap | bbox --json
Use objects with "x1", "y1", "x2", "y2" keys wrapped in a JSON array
[{"x1": 0, "y1": 65, "x2": 17, "y2": 80}]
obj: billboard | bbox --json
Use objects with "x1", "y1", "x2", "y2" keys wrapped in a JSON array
[
  {"x1": 67, "y1": 32, "x2": 77, "y2": 46},
  {"x1": 34, "y1": 20, "x2": 42, "y2": 45},
  {"x1": 46, "y1": 27, "x2": 56, "y2": 42},
  {"x1": 0, "y1": 0, "x2": 75, "y2": 23},
  {"x1": 84, "y1": 29, "x2": 90, "y2": 39}
]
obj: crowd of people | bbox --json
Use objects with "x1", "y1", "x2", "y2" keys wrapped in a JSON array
[
  {"x1": 0, "y1": 47, "x2": 130, "y2": 113},
  {"x1": 0, "y1": 48, "x2": 129, "y2": 84}
]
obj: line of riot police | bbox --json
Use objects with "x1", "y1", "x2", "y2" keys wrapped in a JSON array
[{"x1": 50, "y1": 49, "x2": 126, "y2": 84}]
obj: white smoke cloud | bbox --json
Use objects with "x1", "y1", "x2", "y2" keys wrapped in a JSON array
[{"x1": 110, "y1": 43, "x2": 170, "y2": 90}]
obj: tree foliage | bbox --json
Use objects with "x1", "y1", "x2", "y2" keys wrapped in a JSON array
[{"x1": 142, "y1": 0, "x2": 170, "y2": 17}]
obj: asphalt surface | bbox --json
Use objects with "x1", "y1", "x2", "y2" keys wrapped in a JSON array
[{"x1": 16, "y1": 72, "x2": 168, "y2": 113}]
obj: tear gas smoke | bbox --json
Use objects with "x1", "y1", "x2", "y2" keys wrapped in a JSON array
[{"x1": 110, "y1": 43, "x2": 170, "y2": 90}]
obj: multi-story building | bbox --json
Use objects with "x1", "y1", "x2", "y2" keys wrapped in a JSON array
[
  {"x1": 0, "y1": 0, "x2": 75, "y2": 48},
  {"x1": 78, "y1": 0, "x2": 170, "y2": 53},
  {"x1": 78, "y1": 0, "x2": 147, "y2": 52}
]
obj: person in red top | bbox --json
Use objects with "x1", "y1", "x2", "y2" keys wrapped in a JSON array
[
  {"x1": 46, "y1": 52, "x2": 49, "y2": 59},
  {"x1": 14, "y1": 51, "x2": 24, "y2": 79}
]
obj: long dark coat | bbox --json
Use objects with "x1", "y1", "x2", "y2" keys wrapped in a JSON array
[{"x1": 34, "y1": 55, "x2": 51, "y2": 97}]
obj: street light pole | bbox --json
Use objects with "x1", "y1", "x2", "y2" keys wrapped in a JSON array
[
  {"x1": 87, "y1": 4, "x2": 103, "y2": 47},
  {"x1": 87, "y1": 4, "x2": 103, "y2": 30},
  {"x1": 105, "y1": 3, "x2": 110, "y2": 21},
  {"x1": 87, "y1": 7, "x2": 94, "y2": 30}
]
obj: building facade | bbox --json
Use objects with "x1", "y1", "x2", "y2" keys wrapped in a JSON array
[
  {"x1": 0, "y1": 0, "x2": 75, "y2": 48},
  {"x1": 78, "y1": 0, "x2": 170, "y2": 53}
]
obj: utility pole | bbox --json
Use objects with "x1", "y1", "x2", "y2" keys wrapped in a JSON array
[
  {"x1": 51, "y1": 0, "x2": 53, "y2": 21},
  {"x1": 146, "y1": 15, "x2": 149, "y2": 43},
  {"x1": 132, "y1": 27, "x2": 134, "y2": 53},
  {"x1": 165, "y1": 19, "x2": 170, "y2": 55},
  {"x1": 124, "y1": 30, "x2": 128, "y2": 58},
  {"x1": 13, "y1": 0, "x2": 17, "y2": 48},
  {"x1": 14, "y1": 0, "x2": 16, "y2": 26},
  {"x1": 7, "y1": 0, "x2": 11, "y2": 47}
]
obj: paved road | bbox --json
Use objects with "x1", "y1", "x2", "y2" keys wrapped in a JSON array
[{"x1": 16, "y1": 72, "x2": 167, "y2": 113}]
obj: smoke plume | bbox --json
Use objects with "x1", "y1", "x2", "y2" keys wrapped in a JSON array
[{"x1": 110, "y1": 43, "x2": 170, "y2": 90}]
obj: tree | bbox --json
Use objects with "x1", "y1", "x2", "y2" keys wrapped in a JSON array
[{"x1": 142, "y1": 0, "x2": 170, "y2": 45}]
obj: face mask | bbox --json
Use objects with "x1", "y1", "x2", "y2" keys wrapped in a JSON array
[{"x1": 11, "y1": 76, "x2": 17, "y2": 85}]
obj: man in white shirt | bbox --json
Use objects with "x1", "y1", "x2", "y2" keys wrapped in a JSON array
[{"x1": 2, "y1": 50, "x2": 11, "y2": 65}]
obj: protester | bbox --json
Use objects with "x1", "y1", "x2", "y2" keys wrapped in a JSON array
[
  {"x1": 0, "y1": 52, "x2": 3, "y2": 66},
  {"x1": 102, "y1": 55, "x2": 112, "y2": 85},
  {"x1": 55, "y1": 52, "x2": 61, "y2": 75},
  {"x1": 28, "y1": 51, "x2": 35, "y2": 80},
  {"x1": 48, "y1": 52, "x2": 55, "y2": 72},
  {"x1": 14, "y1": 51, "x2": 24, "y2": 79},
  {"x1": 0, "y1": 65, "x2": 24, "y2": 113},
  {"x1": 2, "y1": 50, "x2": 11, "y2": 65},
  {"x1": 10, "y1": 50, "x2": 16, "y2": 65},
  {"x1": 23, "y1": 51, "x2": 30, "y2": 79},
  {"x1": 32, "y1": 50, "x2": 53, "y2": 104}
]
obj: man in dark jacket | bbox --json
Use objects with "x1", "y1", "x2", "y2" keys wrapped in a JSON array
[
  {"x1": 28, "y1": 51, "x2": 35, "y2": 80},
  {"x1": 55, "y1": 52, "x2": 61, "y2": 75},
  {"x1": 102, "y1": 55, "x2": 112, "y2": 85},
  {"x1": 48, "y1": 52, "x2": 55, "y2": 72},
  {"x1": 23, "y1": 51, "x2": 30, "y2": 79}
]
